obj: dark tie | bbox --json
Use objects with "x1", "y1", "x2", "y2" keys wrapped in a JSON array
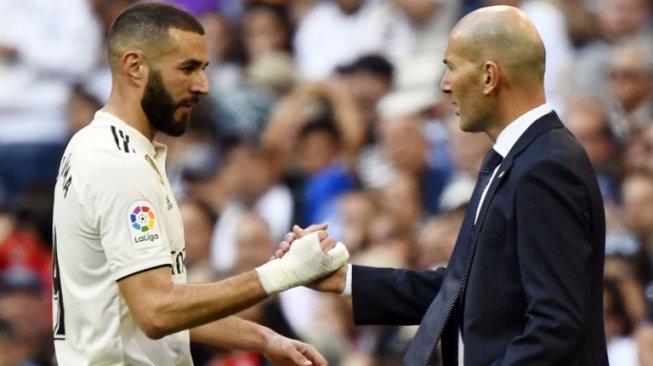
[{"x1": 403, "y1": 148, "x2": 503, "y2": 366}]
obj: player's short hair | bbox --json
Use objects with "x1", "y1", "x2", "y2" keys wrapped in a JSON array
[{"x1": 107, "y1": 2, "x2": 205, "y2": 62}]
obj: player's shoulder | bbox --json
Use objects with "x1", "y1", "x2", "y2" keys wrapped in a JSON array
[
  {"x1": 66, "y1": 112, "x2": 153, "y2": 179},
  {"x1": 69, "y1": 112, "x2": 139, "y2": 154}
]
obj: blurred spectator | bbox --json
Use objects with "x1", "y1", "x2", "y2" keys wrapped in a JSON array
[
  {"x1": 298, "y1": 294, "x2": 356, "y2": 365},
  {"x1": 0, "y1": 267, "x2": 52, "y2": 366},
  {"x1": 178, "y1": 197, "x2": 219, "y2": 366},
  {"x1": 377, "y1": 110, "x2": 452, "y2": 215},
  {"x1": 623, "y1": 123, "x2": 653, "y2": 175},
  {"x1": 263, "y1": 82, "x2": 364, "y2": 226},
  {"x1": 232, "y1": 212, "x2": 275, "y2": 273},
  {"x1": 414, "y1": 208, "x2": 465, "y2": 270},
  {"x1": 0, "y1": 318, "x2": 35, "y2": 366},
  {"x1": 66, "y1": 85, "x2": 102, "y2": 135},
  {"x1": 605, "y1": 252, "x2": 650, "y2": 303},
  {"x1": 0, "y1": 0, "x2": 101, "y2": 208},
  {"x1": 438, "y1": 116, "x2": 493, "y2": 211},
  {"x1": 604, "y1": 276, "x2": 640, "y2": 366},
  {"x1": 295, "y1": 117, "x2": 358, "y2": 226},
  {"x1": 607, "y1": 36, "x2": 653, "y2": 130},
  {"x1": 84, "y1": 0, "x2": 136, "y2": 103},
  {"x1": 208, "y1": 212, "x2": 299, "y2": 366},
  {"x1": 377, "y1": 172, "x2": 423, "y2": 236},
  {"x1": 357, "y1": 54, "x2": 454, "y2": 194},
  {"x1": 209, "y1": 50, "x2": 298, "y2": 141},
  {"x1": 158, "y1": 98, "x2": 222, "y2": 197},
  {"x1": 293, "y1": 0, "x2": 415, "y2": 80},
  {"x1": 444, "y1": 116, "x2": 492, "y2": 177},
  {"x1": 334, "y1": 54, "x2": 394, "y2": 142},
  {"x1": 0, "y1": 185, "x2": 54, "y2": 299},
  {"x1": 199, "y1": 11, "x2": 244, "y2": 92},
  {"x1": 264, "y1": 82, "x2": 365, "y2": 168},
  {"x1": 392, "y1": 0, "x2": 461, "y2": 62},
  {"x1": 92, "y1": 0, "x2": 137, "y2": 32},
  {"x1": 622, "y1": 171, "x2": 653, "y2": 263},
  {"x1": 246, "y1": 51, "x2": 298, "y2": 96},
  {"x1": 355, "y1": 210, "x2": 413, "y2": 269},
  {"x1": 563, "y1": 94, "x2": 623, "y2": 205},
  {"x1": 344, "y1": 211, "x2": 415, "y2": 365},
  {"x1": 208, "y1": 49, "x2": 299, "y2": 146},
  {"x1": 211, "y1": 81, "x2": 277, "y2": 141},
  {"x1": 570, "y1": 0, "x2": 652, "y2": 96},
  {"x1": 483, "y1": 0, "x2": 575, "y2": 113},
  {"x1": 595, "y1": 0, "x2": 652, "y2": 42},
  {"x1": 209, "y1": 139, "x2": 293, "y2": 273},
  {"x1": 329, "y1": 191, "x2": 378, "y2": 255},
  {"x1": 554, "y1": 0, "x2": 601, "y2": 48},
  {"x1": 241, "y1": 3, "x2": 292, "y2": 64},
  {"x1": 179, "y1": 197, "x2": 217, "y2": 284}
]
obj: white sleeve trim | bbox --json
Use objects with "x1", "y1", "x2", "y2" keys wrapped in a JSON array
[{"x1": 112, "y1": 256, "x2": 172, "y2": 282}]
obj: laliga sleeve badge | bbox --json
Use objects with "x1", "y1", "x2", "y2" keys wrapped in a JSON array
[{"x1": 127, "y1": 200, "x2": 164, "y2": 249}]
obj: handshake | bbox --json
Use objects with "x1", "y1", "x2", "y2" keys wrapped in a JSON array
[{"x1": 255, "y1": 224, "x2": 349, "y2": 295}]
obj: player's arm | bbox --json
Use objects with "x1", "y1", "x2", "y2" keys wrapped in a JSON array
[
  {"x1": 118, "y1": 267, "x2": 265, "y2": 339},
  {"x1": 190, "y1": 317, "x2": 327, "y2": 366},
  {"x1": 118, "y1": 230, "x2": 348, "y2": 339}
]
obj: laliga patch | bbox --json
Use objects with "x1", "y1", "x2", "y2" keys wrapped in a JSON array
[{"x1": 127, "y1": 200, "x2": 163, "y2": 249}]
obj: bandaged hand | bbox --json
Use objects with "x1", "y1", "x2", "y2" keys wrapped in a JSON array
[
  {"x1": 274, "y1": 224, "x2": 327, "y2": 260},
  {"x1": 255, "y1": 231, "x2": 349, "y2": 295}
]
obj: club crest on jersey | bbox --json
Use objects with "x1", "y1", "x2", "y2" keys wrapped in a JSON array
[{"x1": 128, "y1": 201, "x2": 163, "y2": 248}]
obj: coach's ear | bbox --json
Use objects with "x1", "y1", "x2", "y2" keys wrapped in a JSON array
[
  {"x1": 121, "y1": 50, "x2": 149, "y2": 88},
  {"x1": 482, "y1": 60, "x2": 500, "y2": 95}
]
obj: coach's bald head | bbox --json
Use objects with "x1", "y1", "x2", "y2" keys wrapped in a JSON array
[
  {"x1": 441, "y1": 6, "x2": 547, "y2": 139},
  {"x1": 453, "y1": 5, "x2": 545, "y2": 87}
]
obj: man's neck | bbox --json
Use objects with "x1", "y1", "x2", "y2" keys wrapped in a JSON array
[{"x1": 104, "y1": 94, "x2": 155, "y2": 141}]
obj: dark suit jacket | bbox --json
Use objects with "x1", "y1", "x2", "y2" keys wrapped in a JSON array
[{"x1": 351, "y1": 112, "x2": 608, "y2": 366}]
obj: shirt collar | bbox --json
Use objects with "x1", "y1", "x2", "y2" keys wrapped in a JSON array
[
  {"x1": 493, "y1": 103, "x2": 552, "y2": 158},
  {"x1": 93, "y1": 110, "x2": 166, "y2": 156}
]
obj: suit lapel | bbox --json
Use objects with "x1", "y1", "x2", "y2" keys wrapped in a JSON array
[{"x1": 471, "y1": 112, "x2": 563, "y2": 238}]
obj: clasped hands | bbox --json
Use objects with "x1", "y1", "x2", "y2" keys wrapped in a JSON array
[{"x1": 255, "y1": 223, "x2": 349, "y2": 295}]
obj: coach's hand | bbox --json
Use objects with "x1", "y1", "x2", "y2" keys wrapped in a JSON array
[{"x1": 255, "y1": 230, "x2": 349, "y2": 294}]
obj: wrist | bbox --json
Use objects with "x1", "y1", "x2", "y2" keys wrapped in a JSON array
[
  {"x1": 330, "y1": 265, "x2": 349, "y2": 294},
  {"x1": 254, "y1": 325, "x2": 278, "y2": 355},
  {"x1": 338, "y1": 264, "x2": 350, "y2": 295},
  {"x1": 255, "y1": 259, "x2": 292, "y2": 294}
]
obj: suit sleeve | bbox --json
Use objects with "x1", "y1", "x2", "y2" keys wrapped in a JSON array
[
  {"x1": 494, "y1": 158, "x2": 598, "y2": 365},
  {"x1": 352, "y1": 265, "x2": 446, "y2": 325}
]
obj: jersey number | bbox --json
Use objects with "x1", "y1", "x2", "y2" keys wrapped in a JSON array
[{"x1": 53, "y1": 228, "x2": 66, "y2": 339}]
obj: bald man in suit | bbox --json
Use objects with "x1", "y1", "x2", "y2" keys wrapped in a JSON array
[{"x1": 283, "y1": 5, "x2": 608, "y2": 366}]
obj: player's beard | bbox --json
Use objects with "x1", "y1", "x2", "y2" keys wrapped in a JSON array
[{"x1": 141, "y1": 69, "x2": 198, "y2": 137}]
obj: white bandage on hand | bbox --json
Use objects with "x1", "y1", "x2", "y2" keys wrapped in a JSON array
[{"x1": 255, "y1": 232, "x2": 349, "y2": 294}]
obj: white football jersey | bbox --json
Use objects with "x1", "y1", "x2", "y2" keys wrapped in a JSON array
[{"x1": 52, "y1": 111, "x2": 192, "y2": 365}]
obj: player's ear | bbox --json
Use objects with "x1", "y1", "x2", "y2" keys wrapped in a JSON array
[{"x1": 121, "y1": 50, "x2": 149, "y2": 87}]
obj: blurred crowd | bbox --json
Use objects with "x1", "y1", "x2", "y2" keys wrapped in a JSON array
[{"x1": 0, "y1": 0, "x2": 652, "y2": 365}]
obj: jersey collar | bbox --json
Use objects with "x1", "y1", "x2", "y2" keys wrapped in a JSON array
[{"x1": 94, "y1": 110, "x2": 162, "y2": 156}]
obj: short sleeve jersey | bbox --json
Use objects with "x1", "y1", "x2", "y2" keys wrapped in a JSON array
[{"x1": 52, "y1": 111, "x2": 192, "y2": 365}]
